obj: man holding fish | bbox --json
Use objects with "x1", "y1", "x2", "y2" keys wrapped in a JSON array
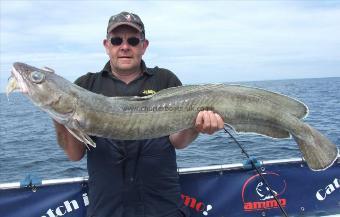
[
  {"x1": 54, "y1": 11, "x2": 224, "y2": 217},
  {"x1": 7, "y1": 10, "x2": 337, "y2": 217}
]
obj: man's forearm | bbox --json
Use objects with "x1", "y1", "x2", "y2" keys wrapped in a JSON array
[
  {"x1": 53, "y1": 120, "x2": 69, "y2": 149},
  {"x1": 53, "y1": 120, "x2": 86, "y2": 161},
  {"x1": 170, "y1": 111, "x2": 225, "y2": 149},
  {"x1": 169, "y1": 128, "x2": 199, "y2": 149}
]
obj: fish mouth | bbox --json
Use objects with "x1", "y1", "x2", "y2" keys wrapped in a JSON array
[{"x1": 6, "y1": 66, "x2": 29, "y2": 98}]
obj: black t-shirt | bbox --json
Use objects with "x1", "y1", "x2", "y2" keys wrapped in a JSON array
[
  {"x1": 75, "y1": 61, "x2": 189, "y2": 217},
  {"x1": 75, "y1": 61, "x2": 182, "y2": 97}
]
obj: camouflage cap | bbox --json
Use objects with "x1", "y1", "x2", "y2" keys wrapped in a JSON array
[{"x1": 107, "y1": 11, "x2": 145, "y2": 36}]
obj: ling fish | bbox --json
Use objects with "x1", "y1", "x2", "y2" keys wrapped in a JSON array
[{"x1": 6, "y1": 62, "x2": 339, "y2": 171}]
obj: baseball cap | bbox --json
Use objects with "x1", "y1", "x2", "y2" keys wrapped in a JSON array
[{"x1": 107, "y1": 11, "x2": 145, "y2": 36}]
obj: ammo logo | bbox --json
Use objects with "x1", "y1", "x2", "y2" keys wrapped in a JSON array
[
  {"x1": 142, "y1": 89, "x2": 156, "y2": 95},
  {"x1": 242, "y1": 172, "x2": 287, "y2": 212}
]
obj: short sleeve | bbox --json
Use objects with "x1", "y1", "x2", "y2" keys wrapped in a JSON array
[
  {"x1": 74, "y1": 73, "x2": 95, "y2": 90},
  {"x1": 166, "y1": 70, "x2": 182, "y2": 88}
]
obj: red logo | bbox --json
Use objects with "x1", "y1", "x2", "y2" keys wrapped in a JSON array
[
  {"x1": 181, "y1": 193, "x2": 213, "y2": 216},
  {"x1": 242, "y1": 172, "x2": 287, "y2": 212}
]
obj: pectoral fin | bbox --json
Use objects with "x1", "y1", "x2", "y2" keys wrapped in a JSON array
[{"x1": 66, "y1": 121, "x2": 96, "y2": 149}]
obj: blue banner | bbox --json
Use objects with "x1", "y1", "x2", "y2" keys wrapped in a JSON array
[
  {"x1": 0, "y1": 159, "x2": 339, "y2": 217},
  {"x1": 179, "y1": 161, "x2": 340, "y2": 216}
]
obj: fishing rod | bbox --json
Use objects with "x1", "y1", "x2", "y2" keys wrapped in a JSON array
[{"x1": 223, "y1": 126, "x2": 289, "y2": 217}]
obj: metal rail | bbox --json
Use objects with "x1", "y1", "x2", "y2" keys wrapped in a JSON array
[{"x1": 0, "y1": 157, "x2": 310, "y2": 190}]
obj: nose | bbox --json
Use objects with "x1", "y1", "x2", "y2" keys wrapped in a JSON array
[{"x1": 120, "y1": 40, "x2": 131, "y2": 51}]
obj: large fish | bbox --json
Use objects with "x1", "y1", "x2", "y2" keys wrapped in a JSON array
[{"x1": 6, "y1": 62, "x2": 338, "y2": 171}]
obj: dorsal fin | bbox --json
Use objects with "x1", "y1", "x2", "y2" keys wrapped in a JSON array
[
  {"x1": 227, "y1": 85, "x2": 308, "y2": 119},
  {"x1": 149, "y1": 84, "x2": 308, "y2": 119}
]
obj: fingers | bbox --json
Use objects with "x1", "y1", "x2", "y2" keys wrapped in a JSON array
[
  {"x1": 195, "y1": 111, "x2": 204, "y2": 132},
  {"x1": 201, "y1": 111, "x2": 211, "y2": 133},
  {"x1": 215, "y1": 113, "x2": 225, "y2": 129},
  {"x1": 195, "y1": 110, "x2": 224, "y2": 134}
]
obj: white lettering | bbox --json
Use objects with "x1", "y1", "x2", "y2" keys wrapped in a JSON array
[
  {"x1": 64, "y1": 200, "x2": 79, "y2": 212},
  {"x1": 42, "y1": 208, "x2": 56, "y2": 217},
  {"x1": 83, "y1": 193, "x2": 89, "y2": 206},
  {"x1": 42, "y1": 199, "x2": 80, "y2": 217},
  {"x1": 316, "y1": 189, "x2": 326, "y2": 201},
  {"x1": 333, "y1": 178, "x2": 339, "y2": 188},
  {"x1": 55, "y1": 205, "x2": 66, "y2": 216},
  {"x1": 325, "y1": 184, "x2": 335, "y2": 195},
  {"x1": 316, "y1": 178, "x2": 339, "y2": 201},
  {"x1": 203, "y1": 204, "x2": 213, "y2": 216}
]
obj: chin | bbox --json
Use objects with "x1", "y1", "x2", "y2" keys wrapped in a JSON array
[
  {"x1": 119, "y1": 64, "x2": 133, "y2": 69},
  {"x1": 118, "y1": 65, "x2": 137, "y2": 72}
]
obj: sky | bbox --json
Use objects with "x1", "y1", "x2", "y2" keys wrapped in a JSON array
[{"x1": 1, "y1": 1, "x2": 340, "y2": 92}]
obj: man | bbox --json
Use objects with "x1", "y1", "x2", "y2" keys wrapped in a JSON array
[{"x1": 54, "y1": 11, "x2": 224, "y2": 217}]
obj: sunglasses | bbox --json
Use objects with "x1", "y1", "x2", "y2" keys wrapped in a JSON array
[{"x1": 110, "y1": 37, "x2": 143, "y2": 47}]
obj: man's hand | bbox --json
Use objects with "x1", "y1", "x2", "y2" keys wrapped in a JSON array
[
  {"x1": 169, "y1": 111, "x2": 225, "y2": 149},
  {"x1": 195, "y1": 110, "x2": 224, "y2": 134}
]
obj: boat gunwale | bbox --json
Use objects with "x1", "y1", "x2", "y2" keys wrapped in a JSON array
[{"x1": 3, "y1": 157, "x2": 337, "y2": 190}]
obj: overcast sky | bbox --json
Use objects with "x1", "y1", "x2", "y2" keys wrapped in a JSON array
[{"x1": 1, "y1": 1, "x2": 340, "y2": 92}]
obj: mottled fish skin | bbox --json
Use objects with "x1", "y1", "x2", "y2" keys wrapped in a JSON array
[{"x1": 7, "y1": 62, "x2": 339, "y2": 171}]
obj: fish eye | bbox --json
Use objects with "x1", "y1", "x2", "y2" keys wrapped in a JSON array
[{"x1": 30, "y1": 71, "x2": 45, "y2": 83}]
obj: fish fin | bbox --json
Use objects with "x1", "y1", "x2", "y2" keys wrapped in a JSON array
[
  {"x1": 292, "y1": 123, "x2": 338, "y2": 171},
  {"x1": 228, "y1": 85, "x2": 308, "y2": 119},
  {"x1": 46, "y1": 107, "x2": 73, "y2": 124},
  {"x1": 151, "y1": 84, "x2": 225, "y2": 100},
  {"x1": 228, "y1": 122, "x2": 290, "y2": 139},
  {"x1": 65, "y1": 126, "x2": 96, "y2": 149},
  {"x1": 150, "y1": 84, "x2": 308, "y2": 119}
]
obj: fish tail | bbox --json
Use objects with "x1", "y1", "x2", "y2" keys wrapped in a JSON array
[{"x1": 292, "y1": 123, "x2": 338, "y2": 171}]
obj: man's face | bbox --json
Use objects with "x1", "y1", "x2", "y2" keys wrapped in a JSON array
[{"x1": 104, "y1": 25, "x2": 148, "y2": 74}]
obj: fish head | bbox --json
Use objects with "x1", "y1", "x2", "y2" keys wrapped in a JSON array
[
  {"x1": 6, "y1": 62, "x2": 63, "y2": 107},
  {"x1": 7, "y1": 62, "x2": 54, "y2": 95},
  {"x1": 7, "y1": 62, "x2": 77, "y2": 123}
]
